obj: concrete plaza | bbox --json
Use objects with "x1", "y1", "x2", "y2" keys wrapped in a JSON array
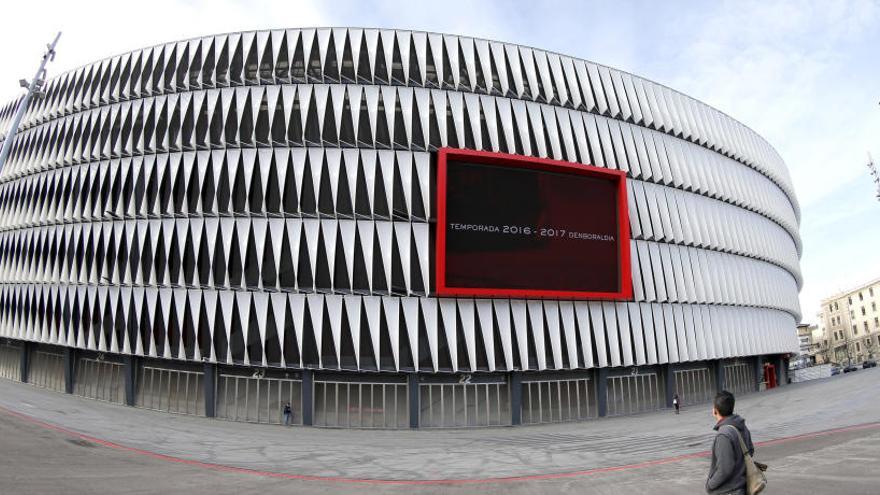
[{"x1": 1, "y1": 369, "x2": 879, "y2": 494}]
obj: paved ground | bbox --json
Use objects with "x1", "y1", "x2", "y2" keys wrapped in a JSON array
[{"x1": 1, "y1": 369, "x2": 879, "y2": 494}]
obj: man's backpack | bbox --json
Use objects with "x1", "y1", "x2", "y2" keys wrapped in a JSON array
[{"x1": 722, "y1": 425, "x2": 767, "y2": 495}]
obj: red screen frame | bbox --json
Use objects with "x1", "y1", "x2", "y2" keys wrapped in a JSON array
[{"x1": 435, "y1": 148, "x2": 632, "y2": 300}]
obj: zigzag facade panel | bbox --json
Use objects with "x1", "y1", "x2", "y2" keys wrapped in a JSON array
[{"x1": 0, "y1": 28, "x2": 801, "y2": 380}]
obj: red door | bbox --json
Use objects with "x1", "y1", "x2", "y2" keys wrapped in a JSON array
[{"x1": 764, "y1": 363, "x2": 777, "y2": 389}]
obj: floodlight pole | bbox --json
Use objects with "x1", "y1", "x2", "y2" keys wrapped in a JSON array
[{"x1": 0, "y1": 32, "x2": 61, "y2": 172}]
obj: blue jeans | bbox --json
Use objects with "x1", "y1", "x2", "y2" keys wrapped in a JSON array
[{"x1": 283, "y1": 412, "x2": 291, "y2": 425}]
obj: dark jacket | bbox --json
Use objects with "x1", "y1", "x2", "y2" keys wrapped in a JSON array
[{"x1": 706, "y1": 414, "x2": 754, "y2": 494}]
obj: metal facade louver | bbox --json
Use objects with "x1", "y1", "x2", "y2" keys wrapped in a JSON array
[{"x1": 0, "y1": 28, "x2": 801, "y2": 373}]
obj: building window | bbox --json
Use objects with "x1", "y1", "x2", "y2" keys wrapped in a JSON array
[
  {"x1": 873, "y1": 302, "x2": 876, "y2": 312},
  {"x1": 849, "y1": 297, "x2": 853, "y2": 305},
  {"x1": 865, "y1": 322, "x2": 869, "y2": 332},
  {"x1": 853, "y1": 324, "x2": 858, "y2": 334},
  {"x1": 860, "y1": 292, "x2": 864, "y2": 301},
  {"x1": 851, "y1": 311, "x2": 856, "y2": 319},
  {"x1": 856, "y1": 342, "x2": 861, "y2": 352},
  {"x1": 871, "y1": 288, "x2": 875, "y2": 297},
  {"x1": 875, "y1": 317, "x2": 879, "y2": 328},
  {"x1": 862, "y1": 307, "x2": 867, "y2": 316}
]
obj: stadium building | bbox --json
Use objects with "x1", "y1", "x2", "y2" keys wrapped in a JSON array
[{"x1": 0, "y1": 28, "x2": 800, "y2": 428}]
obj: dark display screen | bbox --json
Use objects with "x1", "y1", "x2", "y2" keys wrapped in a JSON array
[{"x1": 442, "y1": 159, "x2": 622, "y2": 295}]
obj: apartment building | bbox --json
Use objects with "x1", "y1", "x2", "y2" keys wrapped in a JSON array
[{"x1": 819, "y1": 278, "x2": 880, "y2": 364}]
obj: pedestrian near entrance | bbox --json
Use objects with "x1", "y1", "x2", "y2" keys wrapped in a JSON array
[
  {"x1": 283, "y1": 402, "x2": 292, "y2": 426},
  {"x1": 706, "y1": 391, "x2": 756, "y2": 495},
  {"x1": 673, "y1": 393, "x2": 680, "y2": 414}
]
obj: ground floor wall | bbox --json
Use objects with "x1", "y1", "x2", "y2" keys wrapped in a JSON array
[
  {"x1": 216, "y1": 369, "x2": 303, "y2": 425},
  {"x1": 0, "y1": 340, "x2": 22, "y2": 381},
  {"x1": 0, "y1": 339, "x2": 783, "y2": 429}
]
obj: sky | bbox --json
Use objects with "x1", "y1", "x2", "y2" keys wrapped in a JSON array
[{"x1": 0, "y1": 0, "x2": 878, "y2": 324}]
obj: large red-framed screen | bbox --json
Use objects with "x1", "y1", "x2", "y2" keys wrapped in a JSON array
[{"x1": 436, "y1": 149, "x2": 631, "y2": 300}]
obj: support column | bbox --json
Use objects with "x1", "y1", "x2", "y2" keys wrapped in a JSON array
[
  {"x1": 714, "y1": 360, "x2": 725, "y2": 393},
  {"x1": 663, "y1": 364, "x2": 675, "y2": 408},
  {"x1": 596, "y1": 368, "x2": 609, "y2": 417},
  {"x1": 408, "y1": 373, "x2": 419, "y2": 429},
  {"x1": 203, "y1": 361, "x2": 217, "y2": 417},
  {"x1": 755, "y1": 356, "x2": 764, "y2": 392},
  {"x1": 20, "y1": 341, "x2": 32, "y2": 383},
  {"x1": 63, "y1": 348, "x2": 75, "y2": 394},
  {"x1": 776, "y1": 355, "x2": 787, "y2": 386},
  {"x1": 302, "y1": 369, "x2": 314, "y2": 426},
  {"x1": 510, "y1": 371, "x2": 522, "y2": 425},
  {"x1": 123, "y1": 356, "x2": 137, "y2": 406}
]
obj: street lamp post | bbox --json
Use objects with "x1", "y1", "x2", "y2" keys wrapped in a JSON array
[
  {"x1": 0, "y1": 32, "x2": 61, "y2": 172},
  {"x1": 868, "y1": 153, "x2": 880, "y2": 201},
  {"x1": 855, "y1": 156, "x2": 880, "y2": 365}
]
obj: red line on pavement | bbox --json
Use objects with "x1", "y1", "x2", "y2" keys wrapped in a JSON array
[{"x1": 1, "y1": 404, "x2": 878, "y2": 485}]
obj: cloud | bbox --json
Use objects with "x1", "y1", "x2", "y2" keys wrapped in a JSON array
[
  {"x1": 0, "y1": 0, "x2": 328, "y2": 104},
  {"x1": 797, "y1": 173, "x2": 880, "y2": 317},
  {"x1": 647, "y1": 0, "x2": 880, "y2": 208}
]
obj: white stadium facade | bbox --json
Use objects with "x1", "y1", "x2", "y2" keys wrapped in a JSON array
[{"x1": 0, "y1": 28, "x2": 800, "y2": 428}]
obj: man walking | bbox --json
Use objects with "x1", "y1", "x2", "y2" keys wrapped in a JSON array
[
  {"x1": 673, "y1": 393, "x2": 680, "y2": 414},
  {"x1": 283, "y1": 402, "x2": 292, "y2": 426},
  {"x1": 706, "y1": 391, "x2": 754, "y2": 495}
]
